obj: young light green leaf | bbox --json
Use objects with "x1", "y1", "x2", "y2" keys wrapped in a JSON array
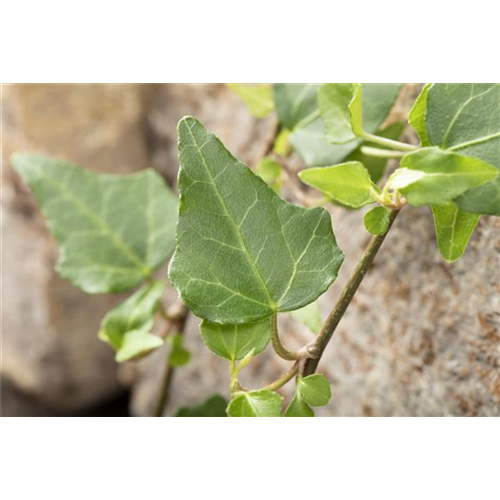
[
  {"x1": 175, "y1": 395, "x2": 228, "y2": 417},
  {"x1": 255, "y1": 157, "x2": 283, "y2": 193},
  {"x1": 291, "y1": 300, "x2": 322, "y2": 334},
  {"x1": 408, "y1": 83, "x2": 431, "y2": 147},
  {"x1": 168, "y1": 334, "x2": 191, "y2": 367},
  {"x1": 289, "y1": 84, "x2": 401, "y2": 168},
  {"x1": 228, "y1": 83, "x2": 274, "y2": 118},
  {"x1": 346, "y1": 122, "x2": 405, "y2": 182},
  {"x1": 98, "y1": 281, "x2": 165, "y2": 362},
  {"x1": 200, "y1": 319, "x2": 271, "y2": 361},
  {"x1": 299, "y1": 161, "x2": 375, "y2": 208},
  {"x1": 426, "y1": 83, "x2": 500, "y2": 215},
  {"x1": 364, "y1": 206, "x2": 392, "y2": 235},
  {"x1": 273, "y1": 128, "x2": 292, "y2": 157},
  {"x1": 317, "y1": 83, "x2": 360, "y2": 144},
  {"x1": 298, "y1": 374, "x2": 331, "y2": 407},
  {"x1": 12, "y1": 154, "x2": 178, "y2": 293},
  {"x1": 284, "y1": 395, "x2": 314, "y2": 417},
  {"x1": 169, "y1": 117, "x2": 344, "y2": 324},
  {"x1": 273, "y1": 83, "x2": 320, "y2": 130},
  {"x1": 227, "y1": 390, "x2": 283, "y2": 417},
  {"x1": 432, "y1": 203, "x2": 480, "y2": 263},
  {"x1": 394, "y1": 147, "x2": 498, "y2": 206}
]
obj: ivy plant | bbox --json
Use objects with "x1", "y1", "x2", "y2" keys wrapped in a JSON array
[{"x1": 12, "y1": 83, "x2": 499, "y2": 417}]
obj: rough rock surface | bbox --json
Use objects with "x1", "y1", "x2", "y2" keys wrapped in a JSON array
[{"x1": 3, "y1": 84, "x2": 499, "y2": 417}]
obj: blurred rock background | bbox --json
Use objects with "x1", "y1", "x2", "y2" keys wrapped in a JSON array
[{"x1": 1, "y1": 84, "x2": 499, "y2": 417}]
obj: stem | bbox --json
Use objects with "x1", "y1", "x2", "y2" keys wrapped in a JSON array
[
  {"x1": 153, "y1": 303, "x2": 190, "y2": 417},
  {"x1": 262, "y1": 362, "x2": 299, "y2": 392},
  {"x1": 303, "y1": 209, "x2": 400, "y2": 376},
  {"x1": 271, "y1": 315, "x2": 299, "y2": 360},
  {"x1": 360, "y1": 146, "x2": 407, "y2": 159},
  {"x1": 362, "y1": 132, "x2": 417, "y2": 152}
]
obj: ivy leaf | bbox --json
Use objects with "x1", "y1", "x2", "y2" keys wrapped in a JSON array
[
  {"x1": 318, "y1": 83, "x2": 361, "y2": 144},
  {"x1": 347, "y1": 122, "x2": 405, "y2": 182},
  {"x1": 408, "y1": 83, "x2": 431, "y2": 147},
  {"x1": 431, "y1": 203, "x2": 480, "y2": 263},
  {"x1": 169, "y1": 117, "x2": 344, "y2": 324},
  {"x1": 393, "y1": 147, "x2": 498, "y2": 206},
  {"x1": 284, "y1": 395, "x2": 314, "y2": 417},
  {"x1": 425, "y1": 83, "x2": 500, "y2": 215},
  {"x1": 291, "y1": 300, "x2": 322, "y2": 334},
  {"x1": 98, "y1": 281, "x2": 164, "y2": 362},
  {"x1": 168, "y1": 334, "x2": 191, "y2": 367},
  {"x1": 298, "y1": 374, "x2": 331, "y2": 407},
  {"x1": 273, "y1": 83, "x2": 320, "y2": 130},
  {"x1": 200, "y1": 319, "x2": 271, "y2": 361},
  {"x1": 287, "y1": 84, "x2": 401, "y2": 168},
  {"x1": 364, "y1": 206, "x2": 391, "y2": 235},
  {"x1": 228, "y1": 84, "x2": 274, "y2": 118},
  {"x1": 255, "y1": 157, "x2": 283, "y2": 193},
  {"x1": 299, "y1": 161, "x2": 375, "y2": 208},
  {"x1": 175, "y1": 395, "x2": 228, "y2": 417},
  {"x1": 227, "y1": 390, "x2": 283, "y2": 417},
  {"x1": 12, "y1": 154, "x2": 178, "y2": 293}
]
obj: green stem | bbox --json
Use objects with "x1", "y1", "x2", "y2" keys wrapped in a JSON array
[
  {"x1": 362, "y1": 132, "x2": 417, "y2": 152},
  {"x1": 303, "y1": 209, "x2": 400, "y2": 376},
  {"x1": 271, "y1": 315, "x2": 299, "y2": 360},
  {"x1": 360, "y1": 146, "x2": 407, "y2": 159},
  {"x1": 262, "y1": 362, "x2": 299, "y2": 392}
]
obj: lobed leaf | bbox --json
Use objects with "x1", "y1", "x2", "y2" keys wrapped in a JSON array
[
  {"x1": 200, "y1": 319, "x2": 271, "y2": 361},
  {"x1": 394, "y1": 147, "x2": 498, "y2": 206},
  {"x1": 169, "y1": 117, "x2": 344, "y2": 324},
  {"x1": 98, "y1": 281, "x2": 164, "y2": 362},
  {"x1": 228, "y1": 83, "x2": 274, "y2": 118},
  {"x1": 227, "y1": 390, "x2": 283, "y2": 417},
  {"x1": 12, "y1": 154, "x2": 178, "y2": 293},
  {"x1": 299, "y1": 161, "x2": 375, "y2": 208},
  {"x1": 298, "y1": 374, "x2": 331, "y2": 407},
  {"x1": 431, "y1": 203, "x2": 480, "y2": 263},
  {"x1": 425, "y1": 83, "x2": 500, "y2": 215}
]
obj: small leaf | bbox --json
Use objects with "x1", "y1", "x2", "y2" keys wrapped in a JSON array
[
  {"x1": 394, "y1": 147, "x2": 498, "y2": 206},
  {"x1": 98, "y1": 281, "x2": 165, "y2": 362},
  {"x1": 426, "y1": 83, "x2": 500, "y2": 216},
  {"x1": 255, "y1": 157, "x2": 283, "y2": 193},
  {"x1": 228, "y1": 83, "x2": 274, "y2": 118},
  {"x1": 273, "y1": 83, "x2": 320, "y2": 130},
  {"x1": 11, "y1": 154, "x2": 178, "y2": 293},
  {"x1": 200, "y1": 319, "x2": 271, "y2": 361},
  {"x1": 299, "y1": 161, "x2": 375, "y2": 208},
  {"x1": 318, "y1": 83, "x2": 360, "y2": 144},
  {"x1": 168, "y1": 334, "x2": 191, "y2": 367},
  {"x1": 298, "y1": 374, "x2": 331, "y2": 407},
  {"x1": 175, "y1": 395, "x2": 228, "y2": 417},
  {"x1": 227, "y1": 390, "x2": 283, "y2": 417},
  {"x1": 169, "y1": 117, "x2": 344, "y2": 324},
  {"x1": 364, "y1": 206, "x2": 391, "y2": 235},
  {"x1": 285, "y1": 395, "x2": 314, "y2": 417},
  {"x1": 432, "y1": 203, "x2": 480, "y2": 262},
  {"x1": 291, "y1": 301, "x2": 322, "y2": 334},
  {"x1": 408, "y1": 83, "x2": 431, "y2": 147},
  {"x1": 273, "y1": 129, "x2": 292, "y2": 157}
]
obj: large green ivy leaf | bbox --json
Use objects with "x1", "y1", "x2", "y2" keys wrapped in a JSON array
[
  {"x1": 200, "y1": 319, "x2": 271, "y2": 361},
  {"x1": 299, "y1": 161, "x2": 375, "y2": 208},
  {"x1": 12, "y1": 154, "x2": 178, "y2": 293},
  {"x1": 228, "y1": 84, "x2": 274, "y2": 118},
  {"x1": 287, "y1": 84, "x2": 401, "y2": 168},
  {"x1": 175, "y1": 395, "x2": 228, "y2": 417},
  {"x1": 431, "y1": 203, "x2": 480, "y2": 263},
  {"x1": 98, "y1": 281, "x2": 164, "y2": 362},
  {"x1": 273, "y1": 83, "x2": 320, "y2": 130},
  {"x1": 227, "y1": 390, "x2": 283, "y2": 417},
  {"x1": 392, "y1": 147, "x2": 498, "y2": 206},
  {"x1": 169, "y1": 117, "x2": 344, "y2": 324},
  {"x1": 425, "y1": 83, "x2": 500, "y2": 215},
  {"x1": 298, "y1": 374, "x2": 331, "y2": 407}
]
